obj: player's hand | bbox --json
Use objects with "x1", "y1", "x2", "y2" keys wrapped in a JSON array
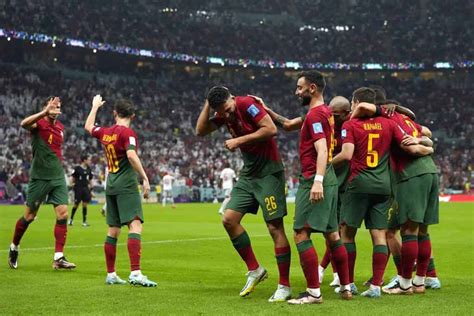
[
  {"x1": 45, "y1": 97, "x2": 61, "y2": 116},
  {"x1": 224, "y1": 138, "x2": 240, "y2": 152},
  {"x1": 247, "y1": 95, "x2": 269, "y2": 111},
  {"x1": 382, "y1": 103, "x2": 397, "y2": 116},
  {"x1": 142, "y1": 178, "x2": 150, "y2": 199},
  {"x1": 310, "y1": 181, "x2": 324, "y2": 203},
  {"x1": 92, "y1": 95, "x2": 106, "y2": 109},
  {"x1": 401, "y1": 134, "x2": 419, "y2": 146}
]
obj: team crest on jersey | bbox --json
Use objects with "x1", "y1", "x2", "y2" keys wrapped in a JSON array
[
  {"x1": 247, "y1": 104, "x2": 260, "y2": 117},
  {"x1": 341, "y1": 129, "x2": 347, "y2": 138},
  {"x1": 312, "y1": 122, "x2": 323, "y2": 134}
]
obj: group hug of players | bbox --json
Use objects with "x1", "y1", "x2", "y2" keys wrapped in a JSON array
[{"x1": 7, "y1": 70, "x2": 440, "y2": 303}]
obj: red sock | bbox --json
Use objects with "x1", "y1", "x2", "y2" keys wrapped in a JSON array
[
  {"x1": 426, "y1": 258, "x2": 437, "y2": 277},
  {"x1": 416, "y1": 236, "x2": 432, "y2": 277},
  {"x1": 320, "y1": 240, "x2": 331, "y2": 269},
  {"x1": 12, "y1": 217, "x2": 31, "y2": 246},
  {"x1": 54, "y1": 219, "x2": 68, "y2": 252},
  {"x1": 297, "y1": 240, "x2": 319, "y2": 288},
  {"x1": 330, "y1": 240, "x2": 349, "y2": 285},
  {"x1": 401, "y1": 235, "x2": 418, "y2": 279},
  {"x1": 104, "y1": 236, "x2": 117, "y2": 273},
  {"x1": 231, "y1": 231, "x2": 259, "y2": 271},
  {"x1": 344, "y1": 243, "x2": 356, "y2": 283},
  {"x1": 275, "y1": 246, "x2": 291, "y2": 287},
  {"x1": 372, "y1": 245, "x2": 388, "y2": 286},
  {"x1": 128, "y1": 233, "x2": 141, "y2": 271}
]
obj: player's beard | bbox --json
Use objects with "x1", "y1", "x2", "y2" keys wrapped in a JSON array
[{"x1": 300, "y1": 95, "x2": 311, "y2": 107}]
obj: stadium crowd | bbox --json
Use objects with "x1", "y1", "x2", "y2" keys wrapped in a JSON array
[
  {"x1": 1, "y1": 0, "x2": 472, "y2": 63},
  {"x1": 0, "y1": 63, "x2": 472, "y2": 201}
]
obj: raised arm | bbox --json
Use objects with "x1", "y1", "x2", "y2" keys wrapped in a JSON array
[
  {"x1": 350, "y1": 102, "x2": 377, "y2": 119},
  {"x1": 224, "y1": 114, "x2": 277, "y2": 151},
  {"x1": 195, "y1": 99, "x2": 219, "y2": 137},
  {"x1": 21, "y1": 97, "x2": 60, "y2": 130},
  {"x1": 248, "y1": 95, "x2": 303, "y2": 131},
  {"x1": 127, "y1": 149, "x2": 150, "y2": 199},
  {"x1": 85, "y1": 95, "x2": 106, "y2": 134}
]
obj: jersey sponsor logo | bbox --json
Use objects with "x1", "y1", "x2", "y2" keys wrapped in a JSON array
[
  {"x1": 341, "y1": 129, "x2": 347, "y2": 138},
  {"x1": 129, "y1": 136, "x2": 136, "y2": 146},
  {"x1": 247, "y1": 104, "x2": 260, "y2": 117},
  {"x1": 312, "y1": 122, "x2": 323, "y2": 134}
]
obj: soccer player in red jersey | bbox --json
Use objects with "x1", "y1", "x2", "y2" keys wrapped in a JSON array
[
  {"x1": 257, "y1": 71, "x2": 352, "y2": 303},
  {"x1": 85, "y1": 95, "x2": 156, "y2": 287},
  {"x1": 332, "y1": 87, "x2": 434, "y2": 298},
  {"x1": 351, "y1": 98, "x2": 440, "y2": 294},
  {"x1": 8, "y1": 97, "x2": 75, "y2": 270},
  {"x1": 196, "y1": 87, "x2": 292, "y2": 302}
]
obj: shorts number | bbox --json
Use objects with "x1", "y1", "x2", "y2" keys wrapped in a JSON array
[
  {"x1": 105, "y1": 144, "x2": 119, "y2": 173},
  {"x1": 48, "y1": 133, "x2": 53, "y2": 144},
  {"x1": 404, "y1": 120, "x2": 419, "y2": 137},
  {"x1": 265, "y1": 196, "x2": 277, "y2": 211},
  {"x1": 366, "y1": 133, "x2": 380, "y2": 167}
]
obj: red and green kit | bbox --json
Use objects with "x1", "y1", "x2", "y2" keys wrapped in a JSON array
[
  {"x1": 211, "y1": 96, "x2": 286, "y2": 222},
  {"x1": 383, "y1": 110, "x2": 439, "y2": 226},
  {"x1": 92, "y1": 125, "x2": 143, "y2": 226},
  {"x1": 340, "y1": 116, "x2": 405, "y2": 229},
  {"x1": 26, "y1": 118, "x2": 68, "y2": 209},
  {"x1": 294, "y1": 104, "x2": 338, "y2": 233}
]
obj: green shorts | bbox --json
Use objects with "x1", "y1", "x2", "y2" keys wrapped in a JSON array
[
  {"x1": 396, "y1": 173, "x2": 439, "y2": 225},
  {"x1": 226, "y1": 171, "x2": 287, "y2": 222},
  {"x1": 26, "y1": 178, "x2": 68, "y2": 210},
  {"x1": 106, "y1": 193, "x2": 143, "y2": 227},
  {"x1": 294, "y1": 179, "x2": 338, "y2": 233},
  {"x1": 387, "y1": 198, "x2": 400, "y2": 229},
  {"x1": 341, "y1": 192, "x2": 391, "y2": 229}
]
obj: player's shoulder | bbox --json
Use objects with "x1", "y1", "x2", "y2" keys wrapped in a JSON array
[
  {"x1": 235, "y1": 96, "x2": 255, "y2": 107},
  {"x1": 236, "y1": 96, "x2": 263, "y2": 116},
  {"x1": 56, "y1": 120, "x2": 65, "y2": 130}
]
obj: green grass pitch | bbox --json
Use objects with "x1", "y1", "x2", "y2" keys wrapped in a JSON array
[{"x1": 1, "y1": 202, "x2": 472, "y2": 315}]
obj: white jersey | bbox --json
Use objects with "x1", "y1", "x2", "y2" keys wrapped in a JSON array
[
  {"x1": 220, "y1": 168, "x2": 236, "y2": 190},
  {"x1": 162, "y1": 175, "x2": 174, "y2": 191}
]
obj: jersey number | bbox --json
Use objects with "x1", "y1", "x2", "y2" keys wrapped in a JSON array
[
  {"x1": 265, "y1": 196, "x2": 277, "y2": 214},
  {"x1": 48, "y1": 134, "x2": 53, "y2": 144},
  {"x1": 366, "y1": 133, "x2": 380, "y2": 167},
  {"x1": 105, "y1": 144, "x2": 119, "y2": 173},
  {"x1": 404, "y1": 120, "x2": 419, "y2": 137}
]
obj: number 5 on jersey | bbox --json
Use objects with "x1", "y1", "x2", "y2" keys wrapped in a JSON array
[{"x1": 366, "y1": 133, "x2": 380, "y2": 167}]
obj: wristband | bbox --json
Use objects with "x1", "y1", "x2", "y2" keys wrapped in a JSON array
[{"x1": 314, "y1": 175, "x2": 324, "y2": 182}]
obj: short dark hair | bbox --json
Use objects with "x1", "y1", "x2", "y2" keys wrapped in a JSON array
[
  {"x1": 114, "y1": 99, "x2": 135, "y2": 118},
  {"x1": 207, "y1": 86, "x2": 231, "y2": 110},
  {"x1": 369, "y1": 85, "x2": 387, "y2": 105},
  {"x1": 352, "y1": 87, "x2": 376, "y2": 103},
  {"x1": 298, "y1": 70, "x2": 326, "y2": 92},
  {"x1": 81, "y1": 155, "x2": 89, "y2": 162}
]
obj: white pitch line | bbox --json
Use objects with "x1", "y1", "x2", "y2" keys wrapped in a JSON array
[{"x1": 0, "y1": 234, "x2": 269, "y2": 253}]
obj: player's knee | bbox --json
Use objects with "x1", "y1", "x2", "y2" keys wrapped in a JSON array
[
  {"x1": 293, "y1": 229, "x2": 310, "y2": 244},
  {"x1": 386, "y1": 229, "x2": 397, "y2": 240},
  {"x1": 128, "y1": 218, "x2": 142, "y2": 233},
  {"x1": 108, "y1": 227, "x2": 121, "y2": 238},
  {"x1": 24, "y1": 212, "x2": 36, "y2": 222},
  {"x1": 55, "y1": 205, "x2": 68, "y2": 220},
  {"x1": 222, "y1": 215, "x2": 236, "y2": 230}
]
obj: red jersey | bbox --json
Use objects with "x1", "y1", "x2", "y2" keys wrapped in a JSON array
[
  {"x1": 29, "y1": 118, "x2": 65, "y2": 180},
  {"x1": 211, "y1": 96, "x2": 283, "y2": 178},
  {"x1": 299, "y1": 104, "x2": 336, "y2": 182},
  {"x1": 92, "y1": 124, "x2": 139, "y2": 194},
  {"x1": 382, "y1": 110, "x2": 437, "y2": 182},
  {"x1": 341, "y1": 116, "x2": 405, "y2": 194}
]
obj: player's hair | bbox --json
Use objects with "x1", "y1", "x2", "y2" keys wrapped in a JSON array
[
  {"x1": 114, "y1": 99, "x2": 135, "y2": 118},
  {"x1": 298, "y1": 70, "x2": 326, "y2": 92},
  {"x1": 385, "y1": 99, "x2": 401, "y2": 106},
  {"x1": 369, "y1": 85, "x2": 387, "y2": 105},
  {"x1": 352, "y1": 87, "x2": 376, "y2": 103},
  {"x1": 81, "y1": 155, "x2": 89, "y2": 162},
  {"x1": 207, "y1": 86, "x2": 231, "y2": 110}
]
